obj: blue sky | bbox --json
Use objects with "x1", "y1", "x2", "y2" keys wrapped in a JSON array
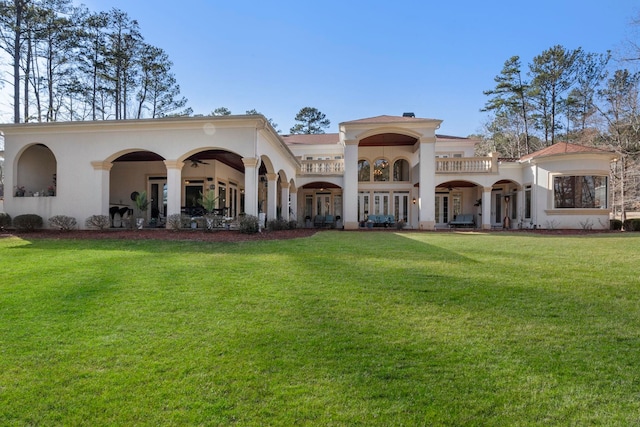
[{"x1": 73, "y1": 1, "x2": 640, "y2": 136}]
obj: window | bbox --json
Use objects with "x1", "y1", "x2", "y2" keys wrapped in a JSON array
[
  {"x1": 373, "y1": 159, "x2": 389, "y2": 181},
  {"x1": 524, "y1": 185, "x2": 532, "y2": 218},
  {"x1": 553, "y1": 176, "x2": 607, "y2": 208},
  {"x1": 358, "y1": 160, "x2": 370, "y2": 181},
  {"x1": 393, "y1": 159, "x2": 410, "y2": 181}
]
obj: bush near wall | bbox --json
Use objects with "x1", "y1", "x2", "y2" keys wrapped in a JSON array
[
  {"x1": 610, "y1": 219, "x2": 623, "y2": 230},
  {"x1": 623, "y1": 218, "x2": 640, "y2": 231},
  {"x1": 13, "y1": 214, "x2": 43, "y2": 231},
  {"x1": 239, "y1": 215, "x2": 259, "y2": 234},
  {"x1": 85, "y1": 215, "x2": 111, "y2": 230},
  {"x1": 0, "y1": 212, "x2": 11, "y2": 229},
  {"x1": 48, "y1": 215, "x2": 77, "y2": 231}
]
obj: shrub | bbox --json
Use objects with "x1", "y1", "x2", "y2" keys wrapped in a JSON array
[
  {"x1": 623, "y1": 218, "x2": 640, "y2": 231},
  {"x1": 85, "y1": 215, "x2": 111, "y2": 230},
  {"x1": 166, "y1": 214, "x2": 183, "y2": 231},
  {"x1": 0, "y1": 212, "x2": 11, "y2": 229},
  {"x1": 266, "y1": 218, "x2": 289, "y2": 231},
  {"x1": 48, "y1": 215, "x2": 77, "y2": 231},
  {"x1": 13, "y1": 214, "x2": 44, "y2": 231},
  {"x1": 610, "y1": 219, "x2": 623, "y2": 231},
  {"x1": 396, "y1": 220, "x2": 406, "y2": 230},
  {"x1": 288, "y1": 220, "x2": 297, "y2": 230},
  {"x1": 239, "y1": 214, "x2": 259, "y2": 234}
]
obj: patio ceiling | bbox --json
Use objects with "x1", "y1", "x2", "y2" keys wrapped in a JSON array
[
  {"x1": 359, "y1": 133, "x2": 417, "y2": 147},
  {"x1": 113, "y1": 150, "x2": 246, "y2": 173}
]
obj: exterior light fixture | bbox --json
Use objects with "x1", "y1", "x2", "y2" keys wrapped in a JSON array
[{"x1": 412, "y1": 197, "x2": 417, "y2": 205}]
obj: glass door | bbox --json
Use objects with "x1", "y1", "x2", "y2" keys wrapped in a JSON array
[
  {"x1": 316, "y1": 194, "x2": 331, "y2": 215},
  {"x1": 184, "y1": 180, "x2": 204, "y2": 216},
  {"x1": 492, "y1": 191, "x2": 503, "y2": 226},
  {"x1": 358, "y1": 192, "x2": 370, "y2": 221},
  {"x1": 394, "y1": 192, "x2": 409, "y2": 222},
  {"x1": 435, "y1": 194, "x2": 450, "y2": 226},
  {"x1": 373, "y1": 192, "x2": 389, "y2": 215},
  {"x1": 148, "y1": 177, "x2": 167, "y2": 225}
]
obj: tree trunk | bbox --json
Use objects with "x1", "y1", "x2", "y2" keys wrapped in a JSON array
[{"x1": 13, "y1": 0, "x2": 23, "y2": 123}]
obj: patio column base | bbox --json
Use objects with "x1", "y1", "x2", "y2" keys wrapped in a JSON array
[
  {"x1": 344, "y1": 221, "x2": 359, "y2": 230},
  {"x1": 419, "y1": 221, "x2": 435, "y2": 230}
]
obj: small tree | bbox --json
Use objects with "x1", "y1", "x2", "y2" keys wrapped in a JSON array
[
  {"x1": 134, "y1": 191, "x2": 149, "y2": 228},
  {"x1": 289, "y1": 107, "x2": 330, "y2": 134},
  {"x1": 198, "y1": 189, "x2": 220, "y2": 230}
]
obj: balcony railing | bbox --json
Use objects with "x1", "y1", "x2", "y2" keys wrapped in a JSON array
[
  {"x1": 299, "y1": 156, "x2": 498, "y2": 175},
  {"x1": 300, "y1": 159, "x2": 344, "y2": 174},
  {"x1": 436, "y1": 156, "x2": 497, "y2": 174}
]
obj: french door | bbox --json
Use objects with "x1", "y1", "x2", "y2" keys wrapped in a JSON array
[
  {"x1": 435, "y1": 194, "x2": 450, "y2": 226},
  {"x1": 394, "y1": 192, "x2": 409, "y2": 222},
  {"x1": 148, "y1": 177, "x2": 167, "y2": 224}
]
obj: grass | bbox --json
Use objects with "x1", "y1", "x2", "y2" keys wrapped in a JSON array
[{"x1": 0, "y1": 231, "x2": 639, "y2": 426}]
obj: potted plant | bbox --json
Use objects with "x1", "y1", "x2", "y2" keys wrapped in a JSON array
[
  {"x1": 15, "y1": 186, "x2": 25, "y2": 197},
  {"x1": 134, "y1": 191, "x2": 150, "y2": 229},
  {"x1": 197, "y1": 189, "x2": 220, "y2": 230}
]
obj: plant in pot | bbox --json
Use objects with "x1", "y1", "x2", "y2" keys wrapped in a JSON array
[
  {"x1": 134, "y1": 191, "x2": 150, "y2": 229},
  {"x1": 198, "y1": 189, "x2": 220, "y2": 231}
]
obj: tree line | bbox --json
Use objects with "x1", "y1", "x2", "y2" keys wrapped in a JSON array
[
  {"x1": 0, "y1": 0, "x2": 189, "y2": 123},
  {"x1": 479, "y1": 41, "x2": 640, "y2": 217}
]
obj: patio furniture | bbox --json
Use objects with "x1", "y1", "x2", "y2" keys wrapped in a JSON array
[{"x1": 449, "y1": 214, "x2": 475, "y2": 228}]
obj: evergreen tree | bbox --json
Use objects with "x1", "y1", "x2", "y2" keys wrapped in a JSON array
[{"x1": 289, "y1": 106, "x2": 330, "y2": 134}]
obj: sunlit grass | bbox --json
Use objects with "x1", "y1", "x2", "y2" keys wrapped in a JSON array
[{"x1": 0, "y1": 232, "x2": 639, "y2": 425}]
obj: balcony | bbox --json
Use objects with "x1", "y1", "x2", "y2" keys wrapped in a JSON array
[
  {"x1": 436, "y1": 155, "x2": 498, "y2": 174},
  {"x1": 300, "y1": 159, "x2": 344, "y2": 175},
  {"x1": 299, "y1": 156, "x2": 499, "y2": 175}
]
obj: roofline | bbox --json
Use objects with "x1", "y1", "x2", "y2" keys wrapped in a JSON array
[{"x1": 0, "y1": 115, "x2": 270, "y2": 134}]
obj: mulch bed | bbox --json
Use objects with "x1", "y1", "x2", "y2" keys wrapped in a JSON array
[
  {"x1": 0, "y1": 227, "x2": 625, "y2": 242},
  {"x1": 1, "y1": 228, "x2": 319, "y2": 242}
]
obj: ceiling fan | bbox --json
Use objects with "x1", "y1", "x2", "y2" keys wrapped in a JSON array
[{"x1": 190, "y1": 159, "x2": 210, "y2": 168}]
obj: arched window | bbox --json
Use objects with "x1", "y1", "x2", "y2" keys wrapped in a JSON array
[
  {"x1": 373, "y1": 158, "x2": 389, "y2": 181},
  {"x1": 393, "y1": 159, "x2": 410, "y2": 181},
  {"x1": 358, "y1": 160, "x2": 370, "y2": 181}
]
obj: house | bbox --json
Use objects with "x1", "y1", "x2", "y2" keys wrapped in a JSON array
[{"x1": 1, "y1": 114, "x2": 616, "y2": 230}]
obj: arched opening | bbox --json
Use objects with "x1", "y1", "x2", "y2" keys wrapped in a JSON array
[
  {"x1": 301, "y1": 181, "x2": 343, "y2": 227},
  {"x1": 15, "y1": 144, "x2": 57, "y2": 197},
  {"x1": 110, "y1": 150, "x2": 166, "y2": 227}
]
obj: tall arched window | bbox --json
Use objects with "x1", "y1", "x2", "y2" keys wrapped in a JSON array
[
  {"x1": 393, "y1": 159, "x2": 410, "y2": 181},
  {"x1": 373, "y1": 158, "x2": 389, "y2": 181},
  {"x1": 358, "y1": 160, "x2": 370, "y2": 181}
]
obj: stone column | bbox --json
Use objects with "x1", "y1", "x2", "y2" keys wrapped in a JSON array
[
  {"x1": 418, "y1": 137, "x2": 436, "y2": 230},
  {"x1": 164, "y1": 160, "x2": 184, "y2": 218},
  {"x1": 343, "y1": 139, "x2": 359, "y2": 229},
  {"x1": 481, "y1": 186, "x2": 492, "y2": 230},
  {"x1": 266, "y1": 172, "x2": 278, "y2": 221},
  {"x1": 242, "y1": 157, "x2": 259, "y2": 217}
]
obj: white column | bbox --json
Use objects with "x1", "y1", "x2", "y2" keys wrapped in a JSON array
[
  {"x1": 164, "y1": 160, "x2": 184, "y2": 218},
  {"x1": 482, "y1": 186, "x2": 492, "y2": 230},
  {"x1": 289, "y1": 187, "x2": 298, "y2": 222},
  {"x1": 90, "y1": 161, "x2": 112, "y2": 227},
  {"x1": 266, "y1": 172, "x2": 278, "y2": 221},
  {"x1": 343, "y1": 139, "x2": 359, "y2": 229},
  {"x1": 242, "y1": 157, "x2": 259, "y2": 216},
  {"x1": 281, "y1": 184, "x2": 290, "y2": 221},
  {"x1": 418, "y1": 137, "x2": 436, "y2": 230}
]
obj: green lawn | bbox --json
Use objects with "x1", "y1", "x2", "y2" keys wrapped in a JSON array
[{"x1": 1, "y1": 231, "x2": 639, "y2": 426}]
